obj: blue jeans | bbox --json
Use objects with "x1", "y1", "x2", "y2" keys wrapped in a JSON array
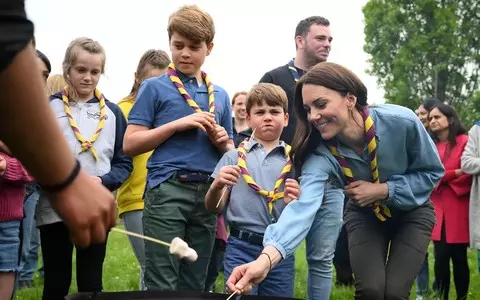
[
  {"x1": 416, "y1": 252, "x2": 430, "y2": 296},
  {"x1": 122, "y1": 210, "x2": 146, "y2": 291},
  {"x1": 305, "y1": 191, "x2": 344, "y2": 300},
  {"x1": 224, "y1": 236, "x2": 295, "y2": 297},
  {"x1": 18, "y1": 190, "x2": 42, "y2": 282},
  {"x1": 0, "y1": 220, "x2": 21, "y2": 272}
]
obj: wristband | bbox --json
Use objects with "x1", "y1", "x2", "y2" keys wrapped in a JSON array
[
  {"x1": 39, "y1": 159, "x2": 81, "y2": 193},
  {"x1": 259, "y1": 252, "x2": 272, "y2": 273}
]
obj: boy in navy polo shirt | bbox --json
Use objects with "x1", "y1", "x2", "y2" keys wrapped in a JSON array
[
  {"x1": 124, "y1": 5, "x2": 234, "y2": 292},
  {"x1": 205, "y1": 83, "x2": 299, "y2": 297}
]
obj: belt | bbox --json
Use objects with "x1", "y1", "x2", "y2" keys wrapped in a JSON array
[
  {"x1": 174, "y1": 170, "x2": 213, "y2": 183},
  {"x1": 229, "y1": 227, "x2": 264, "y2": 246}
]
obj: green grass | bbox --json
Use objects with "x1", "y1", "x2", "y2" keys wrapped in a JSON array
[{"x1": 16, "y1": 226, "x2": 480, "y2": 299}]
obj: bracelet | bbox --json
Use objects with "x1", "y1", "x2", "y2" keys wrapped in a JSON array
[
  {"x1": 259, "y1": 252, "x2": 272, "y2": 273},
  {"x1": 39, "y1": 159, "x2": 81, "y2": 193}
]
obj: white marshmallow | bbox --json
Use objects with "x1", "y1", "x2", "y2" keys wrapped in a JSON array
[{"x1": 169, "y1": 237, "x2": 198, "y2": 262}]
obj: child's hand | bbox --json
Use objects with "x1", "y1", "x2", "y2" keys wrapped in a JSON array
[
  {"x1": 284, "y1": 178, "x2": 300, "y2": 204},
  {"x1": 174, "y1": 112, "x2": 216, "y2": 132},
  {"x1": 0, "y1": 140, "x2": 11, "y2": 155},
  {"x1": 0, "y1": 155, "x2": 6, "y2": 176},
  {"x1": 213, "y1": 165, "x2": 241, "y2": 190},
  {"x1": 207, "y1": 124, "x2": 229, "y2": 146}
]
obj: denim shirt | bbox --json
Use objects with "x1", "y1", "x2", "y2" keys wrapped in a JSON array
[{"x1": 263, "y1": 104, "x2": 445, "y2": 258}]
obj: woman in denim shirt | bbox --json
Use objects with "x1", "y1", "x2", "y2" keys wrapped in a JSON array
[{"x1": 226, "y1": 62, "x2": 445, "y2": 300}]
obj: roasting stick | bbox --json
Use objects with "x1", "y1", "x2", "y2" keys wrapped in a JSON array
[
  {"x1": 216, "y1": 129, "x2": 256, "y2": 208},
  {"x1": 112, "y1": 227, "x2": 170, "y2": 247},
  {"x1": 111, "y1": 227, "x2": 198, "y2": 261},
  {"x1": 226, "y1": 290, "x2": 239, "y2": 300}
]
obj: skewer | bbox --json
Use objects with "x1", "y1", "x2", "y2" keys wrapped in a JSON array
[
  {"x1": 226, "y1": 290, "x2": 239, "y2": 300},
  {"x1": 215, "y1": 129, "x2": 256, "y2": 208},
  {"x1": 112, "y1": 227, "x2": 170, "y2": 247},
  {"x1": 111, "y1": 227, "x2": 198, "y2": 261}
]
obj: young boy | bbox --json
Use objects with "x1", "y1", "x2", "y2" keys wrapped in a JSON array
[
  {"x1": 124, "y1": 5, "x2": 234, "y2": 292},
  {"x1": 205, "y1": 83, "x2": 300, "y2": 297}
]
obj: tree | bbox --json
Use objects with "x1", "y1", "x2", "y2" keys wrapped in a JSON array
[{"x1": 363, "y1": 0, "x2": 480, "y2": 111}]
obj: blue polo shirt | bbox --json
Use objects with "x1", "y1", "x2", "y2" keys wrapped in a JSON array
[{"x1": 128, "y1": 72, "x2": 233, "y2": 189}]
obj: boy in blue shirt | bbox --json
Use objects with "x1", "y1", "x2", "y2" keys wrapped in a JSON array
[
  {"x1": 205, "y1": 83, "x2": 299, "y2": 297},
  {"x1": 124, "y1": 5, "x2": 234, "y2": 292}
]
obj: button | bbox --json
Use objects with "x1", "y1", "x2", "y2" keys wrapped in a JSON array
[{"x1": 189, "y1": 80, "x2": 193, "y2": 83}]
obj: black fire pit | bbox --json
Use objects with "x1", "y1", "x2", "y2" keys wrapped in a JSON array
[{"x1": 66, "y1": 291, "x2": 303, "y2": 300}]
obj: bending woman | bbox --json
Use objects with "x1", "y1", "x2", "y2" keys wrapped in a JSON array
[{"x1": 226, "y1": 62, "x2": 445, "y2": 300}]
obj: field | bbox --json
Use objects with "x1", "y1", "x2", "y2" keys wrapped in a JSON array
[{"x1": 16, "y1": 225, "x2": 480, "y2": 299}]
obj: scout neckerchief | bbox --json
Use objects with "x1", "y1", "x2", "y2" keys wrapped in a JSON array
[
  {"x1": 237, "y1": 140, "x2": 292, "y2": 214},
  {"x1": 167, "y1": 63, "x2": 215, "y2": 113},
  {"x1": 61, "y1": 86, "x2": 106, "y2": 161},
  {"x1": 288, "y1": 59, "x2": 300, "y2": 82},
  {"x1": 325, "y1": 106, "x2": 392, "y2": 221}
]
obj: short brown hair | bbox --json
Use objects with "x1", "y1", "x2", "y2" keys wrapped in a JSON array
[
  {"x1": 246, "y1": 83, "x2": 288, "y2": 114},
  {"x1": 231, "y1": 91, "x2": 247, "y2": 105},
  {"x1": 167, "y1": 5, "x2": 215, "y2": 45}
]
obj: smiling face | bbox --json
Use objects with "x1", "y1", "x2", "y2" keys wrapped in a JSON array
[
  {"x1": 298, "y1": 24, "x2": 332, "y2": 66},
  {"x1": 233, "y1": 94, "x2": 247, "y2": 120},
  {"x1": 169, "y1": 32, "x2": 213, "y2": 76},
  {"x1": 301, "y1": 84, "x2": 355, "y2": 140}
]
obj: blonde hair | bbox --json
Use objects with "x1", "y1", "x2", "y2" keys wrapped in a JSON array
[
  {"x1": 232, "y1": 91, "x2": 247, "y2": 105},
  {"x1": 130, "y1": 49, "x2": 171, "y2": 96},
  {"x1": 168, "y1": 5, "x2": 215, "y2": 45},
  {"x1": 62, "y1": 37, "x2": 106, "y2": 85},
  {"x1": 246, "y1": 83, "x2": 288, "y2": 114},
  {"x1": 46, "y1": 74, "x2": 67, "y2": 95}
]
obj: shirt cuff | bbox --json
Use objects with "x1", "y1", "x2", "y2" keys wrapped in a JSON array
[{"x1": 263, "y1": 239, "x2": 286, "y2": 259}]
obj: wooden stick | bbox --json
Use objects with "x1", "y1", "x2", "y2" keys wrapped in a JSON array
[
  {"x1": 111, "y1": 227, "x2": 171, "y2": 248},
  {"x1": 226, "y1": 290, "x2": 239, "y2": 300},
  {"x1": 215, "y1": 129, "x2": 256, "y2": 209}
]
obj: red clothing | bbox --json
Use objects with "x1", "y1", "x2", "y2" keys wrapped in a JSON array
[
  {"x1": 0, "y1": 152, "x2": 33, "y2": 221},
  {"x1": 215, "y1": 214, "x2": 227, "y2": 244},
  {"x1": 431, "y1": 134, "x2": 472, "y2": 243}
]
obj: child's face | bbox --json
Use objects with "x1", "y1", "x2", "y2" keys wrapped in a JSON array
[
  {"x1": 68, "y1": 49, "x2": 103, "y2": 98},
  {"x1": 247, "y1": 102, "x2": 288, "y2": 142},
  {"x1": 169, "y1": 32, "x2": 213, "y2": 76}
]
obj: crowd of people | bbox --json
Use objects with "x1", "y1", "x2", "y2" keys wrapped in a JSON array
[{"x1": 1, "y1": 1, "x2": 480, "y2": 300}]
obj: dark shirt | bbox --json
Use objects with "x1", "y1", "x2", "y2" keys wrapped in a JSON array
[{"x1": 259, "y1": 63, "x2": 305, "y2": 145}]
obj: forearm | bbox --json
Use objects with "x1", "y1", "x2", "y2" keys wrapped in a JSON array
[
  {"x1": 205, "y1": 182, "x2": 227, "y2": 213},
  {"x1": 124, "y1": 122, "x2": 177, "y2": 157},
  {"x1": 217, "y1": 140, "x2": 234, "y2": 153},
  {"x1": 258, "y1": 245, "x2": 283, "y2": 269},
  {"x1": 0, "y1": 45, "x2": 76, "y2": 186}
]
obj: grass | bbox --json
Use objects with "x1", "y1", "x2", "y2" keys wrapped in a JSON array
[{"x1": 16, "y1": 226, "x2": 480, "y2": 300}]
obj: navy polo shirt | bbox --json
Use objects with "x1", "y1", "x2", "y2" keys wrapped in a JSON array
[{"x1": 128, "y1": 72, "x2": 233, "y2": 189}]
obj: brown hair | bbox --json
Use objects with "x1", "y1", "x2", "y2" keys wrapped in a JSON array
[
  {"x1": 46, "y1": 74, "x2": 67, "y2": 95},
  {"x1": 167, "y1": 5, "x2": 215, "y2": 45},
  {"x1": 295, "y1": 16, "x2": 330, "y2": 49},
  {"x1": 291, "y1": 62, "x2": 368, "y2": 174},
  {"x1": 246, "y1": 83, "x2": 288, "y2": 114},
  {"x1": 129, "y1": 49, "x2": 171, "y2": 96},
  {"x1": 62, "y1": 37, "x2": 106, "y2": 85},
  {"x1": 232, "y1": 91, "x2": 247, "y2": 105}
]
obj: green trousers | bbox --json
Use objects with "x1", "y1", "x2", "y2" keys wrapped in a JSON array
[{"x1": 143, "y1": 177, "x2": 216, "y2": 291}]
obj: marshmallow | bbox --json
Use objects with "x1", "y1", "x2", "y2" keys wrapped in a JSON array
[{"x1": 169, "y1": 237, "x2": 198, "y2": 262}]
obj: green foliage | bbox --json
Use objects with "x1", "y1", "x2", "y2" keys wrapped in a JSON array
[{"x1": 363, "y1": 0, "x2": 480, "y2": 115}]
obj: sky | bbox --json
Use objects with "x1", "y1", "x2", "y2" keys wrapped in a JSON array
[{"x1": 26, "y1": 0, "x2": 385, "y2": 104}]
